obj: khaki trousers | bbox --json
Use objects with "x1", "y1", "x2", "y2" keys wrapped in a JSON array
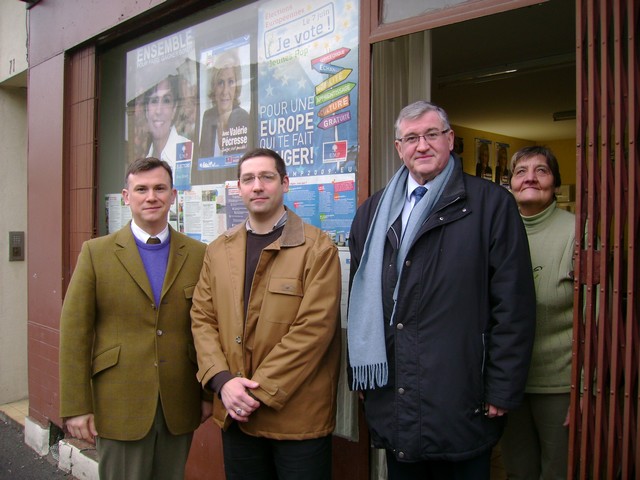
[{"x1": 96, "y1": 402, "x2": 193, "y2": 480}]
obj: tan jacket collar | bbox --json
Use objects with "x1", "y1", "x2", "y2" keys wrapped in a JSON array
[{"x1": 225, "y1": 207, "x2": 306, "y2": 248}]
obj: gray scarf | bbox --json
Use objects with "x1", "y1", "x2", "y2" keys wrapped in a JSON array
[{"x1": 348, "y1": 156, "x2": 454, "y2": 390}]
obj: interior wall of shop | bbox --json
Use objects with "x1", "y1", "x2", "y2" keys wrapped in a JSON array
[
  {"x1": 453, "y1": 125, "x2": 577, "y2": 186},
  {"x1": 0, "y1": 1, "x2": 29, "y2": 406}
]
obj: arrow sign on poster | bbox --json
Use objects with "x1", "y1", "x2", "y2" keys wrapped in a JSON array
[
  {"x1": 317, "y1": 111, "x2": 351, "y2": 130},
  {"x1": 318, "y1": 95, "x2": 351, "y2": 118},
  {"x1": 315, "y1": 68, "x2": 352, "y2": 95},
  {"x1": 311, "y1": 47, "x2": 351, "y2": 65}
]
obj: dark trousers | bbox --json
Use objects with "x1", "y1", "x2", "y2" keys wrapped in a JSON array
[
  {"x1": 386, "y1": 449, "x2": 491, "y2": 480},
  {"x1": 222, "y1": 422, "x2": 332, "y2": 480}
]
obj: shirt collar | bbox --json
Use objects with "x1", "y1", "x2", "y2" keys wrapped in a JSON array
[
  {"x1": 245, "y1": 210, "x2": 288, "y2": 233},
  {"x1": 130, "y1": 221, "x2": 170, "y2": 244}
]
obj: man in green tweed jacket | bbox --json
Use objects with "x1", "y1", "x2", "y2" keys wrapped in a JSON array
[{"x1": 59, "y1": 157, "x2": 208, "y2": 480}]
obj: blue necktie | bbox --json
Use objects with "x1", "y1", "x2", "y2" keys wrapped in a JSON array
[
  {"x1": 413, "y1": 186, "x2": 427, "y2": 203},
  {"x1": 403, "y1": 185, "x2": 428, "y2": 234}
]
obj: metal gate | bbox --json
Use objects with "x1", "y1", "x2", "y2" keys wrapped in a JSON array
[{"x1": 569, "y1": 0, "x2": 639, "y2": 478}]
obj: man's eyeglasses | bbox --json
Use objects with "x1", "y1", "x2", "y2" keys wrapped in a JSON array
[
  {"x1": 397, "y1": 129, "x2": 450, "y2": 145},
  {"x1": 239, "y1": 172, "x2": 280, "y2": 185}
]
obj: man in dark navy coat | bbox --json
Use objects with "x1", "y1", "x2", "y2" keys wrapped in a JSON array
[{"x1": 347, "y1": 101, "x2": 536, "y2": 479}]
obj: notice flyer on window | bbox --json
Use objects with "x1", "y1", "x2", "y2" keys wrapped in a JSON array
[
  {"x1": 125, "y1": 27, "x2": 197, "y2": 189},
  {"x1": 177, "y1": 185, "x2": 227, "y2": 244},
  {"x1": 285, "y1": 173, "x2": 355, "y2": 244},
  {"x1": 257, "y1": 0, "x2": 359, "y2": 178},
  {"x1": 105, "y1": 194, "x2": 132, "y2": 234}
]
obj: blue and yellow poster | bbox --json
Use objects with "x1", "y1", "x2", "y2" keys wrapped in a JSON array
[{"x1": 257, "y1": 0, "x2": 359, "y2": 177}]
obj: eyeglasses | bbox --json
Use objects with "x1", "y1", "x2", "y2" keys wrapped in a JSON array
[
  {"x1": 239, "y1": 172, "x2": 280, "y2": 185},
  {"x1": 397, "y1": 129, "x2": 450, "y2": 145}
]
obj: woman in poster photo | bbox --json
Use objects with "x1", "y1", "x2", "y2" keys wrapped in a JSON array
[
  {"x1": 475, "y1": 142, "x2": 492, "y2": 180},
  {"x1": 495, "y1": 145, "x2": 510, "y2": 186},
  {"x1": 145, "y1": 75, "x2": 193, "y2": 172},
  {"x1": 199, "y1": 49, "x2": 251, "y2": 159}
]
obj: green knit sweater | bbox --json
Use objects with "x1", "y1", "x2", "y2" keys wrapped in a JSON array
[{"x1": 522, "y1": 201, "x2": 575, "y2": 393}]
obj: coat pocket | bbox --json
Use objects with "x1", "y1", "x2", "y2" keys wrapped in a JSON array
[
  {"x1": 268, "y1": 277, "x2": 302, "y2": 297},
  {"x1": 184, "y1": 284, "x2": 196, "y2": 299},
  {"x1": 263, "y1": 277, "x2": 303, "y2": 324},
  {"x1": 92, "y1": 345, "x2": 121, "y2": 376}
]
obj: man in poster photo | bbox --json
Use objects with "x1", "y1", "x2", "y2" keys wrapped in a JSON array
[
  {"x1": 191, "y1": 148, "x2": 341, "y2": 479},
  {"x1": 347, "y1": 101, "x2": 536, "y2": 479}
]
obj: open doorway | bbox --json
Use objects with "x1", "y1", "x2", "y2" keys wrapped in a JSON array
[{"x1": 370, "y1": 0, "x2": 576, "y2": 197}]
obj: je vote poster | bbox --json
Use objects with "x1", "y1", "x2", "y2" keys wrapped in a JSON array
[{"x1": 257, "y1": 0, "x2": 359, "y2": 177}]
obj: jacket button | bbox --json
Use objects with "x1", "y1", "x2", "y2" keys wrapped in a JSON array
[
  {"x1": 235, "y1": 336, "x2": 242, "y2": 344},
  {"x1": 235, "y1": 372, "x2": 243, "y2": 377},
  {"x1": 396, "y1": 323, "x2": 404, "y2": 330},
  {"x1": 405, "y1": 260, "x2": 411, "y2": 267},
  {"x1": 462, "y1": 208, "x2": 467, "y2": 213},
  {"x1": 398, "y1": 451, "x2": 405, "y2": 459},
  {"x1": 439, "y1": 216, "x2": 444, "y2": 221},
  {"x1": 156, "y1": 329, "x2": 163, "y2": 336},
  {"x1": 397, "y1": 387, "x2": 405, "y2": 395}
]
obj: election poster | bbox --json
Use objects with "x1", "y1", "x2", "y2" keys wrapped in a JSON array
[
  {"x1": 257, "y1": 0, "x2": 359, "y2": 177},
  {"x1": 125, "y1": 27, "x2": 198, "y2": 190},
  {"x1": 195, "y1": 36, "x2": 253, "y2": 176}
]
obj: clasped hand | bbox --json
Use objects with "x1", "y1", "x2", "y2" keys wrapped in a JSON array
[{"x1": 220, "y1": 377, "x2": 261, "y2": 422}]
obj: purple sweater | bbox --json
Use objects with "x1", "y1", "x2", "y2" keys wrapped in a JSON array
[{"x1": 135, "y1": 236, "x2": 170, "y2": 306}]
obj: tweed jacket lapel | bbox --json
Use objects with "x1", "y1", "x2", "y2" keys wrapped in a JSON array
[
  {"x1": 113, "y1": 224, "x2": 192, "y2": 304},
  {"x1": 113, "y1": 225, "x2": 155, "y2": 302},
  {"x1": 162, "y1": 226, "x2": 190, "y2": 301}
]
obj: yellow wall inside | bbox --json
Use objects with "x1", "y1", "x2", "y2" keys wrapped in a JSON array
[
  {"x1": 451, "y1": 124, "x2": 576, "y2": 186},
  {"x1": 541, "y1": 138, "x2": 577, "y2": 186}
]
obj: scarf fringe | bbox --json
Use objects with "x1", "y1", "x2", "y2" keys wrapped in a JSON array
[{"x1": 351, "y1": 363, "x2": 388, "y2": 390}]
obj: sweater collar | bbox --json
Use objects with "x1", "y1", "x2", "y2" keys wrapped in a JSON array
[{"x1": 521, "y1": 201, "x2": 557, "y2": 232}]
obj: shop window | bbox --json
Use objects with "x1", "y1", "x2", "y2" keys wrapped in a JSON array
[{"x1": 98, "y1": 0, "x2": 360, "y2": 251}]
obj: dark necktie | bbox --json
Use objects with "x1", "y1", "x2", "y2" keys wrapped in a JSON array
[
  {"x1": 413, "y1": 186, "x2": 427, "y2": 203},
  {"x1": 403, "y1": 185, "x2": 428, "y2": 233},
  {"x1": 146, "y1": 237, "x2": 161, "y2": 244}
]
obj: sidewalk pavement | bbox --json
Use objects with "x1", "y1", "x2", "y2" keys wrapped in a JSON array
[
  {"x1": 0, "y1": 400, "x2": 98, "y2": 480},
  {"x1": 0, "y1": 412, "x2": 71, "y2": 479}
]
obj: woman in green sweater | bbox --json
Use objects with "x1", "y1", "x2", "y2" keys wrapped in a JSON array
[{"x1": 501, "y1": 146, "x2": 575, "y2": 480}]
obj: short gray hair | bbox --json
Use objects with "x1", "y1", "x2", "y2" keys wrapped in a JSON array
[{"x1": 394, "y1": 101, "x2": 451, "y2": 138}]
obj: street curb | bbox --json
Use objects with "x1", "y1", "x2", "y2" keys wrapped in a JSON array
[
  {"x1": 58, "y1": 438, "x2": 99, "y2": 480},
  {"x1": 0, "y1": 410, "x2": 98, "y2": 480}
]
